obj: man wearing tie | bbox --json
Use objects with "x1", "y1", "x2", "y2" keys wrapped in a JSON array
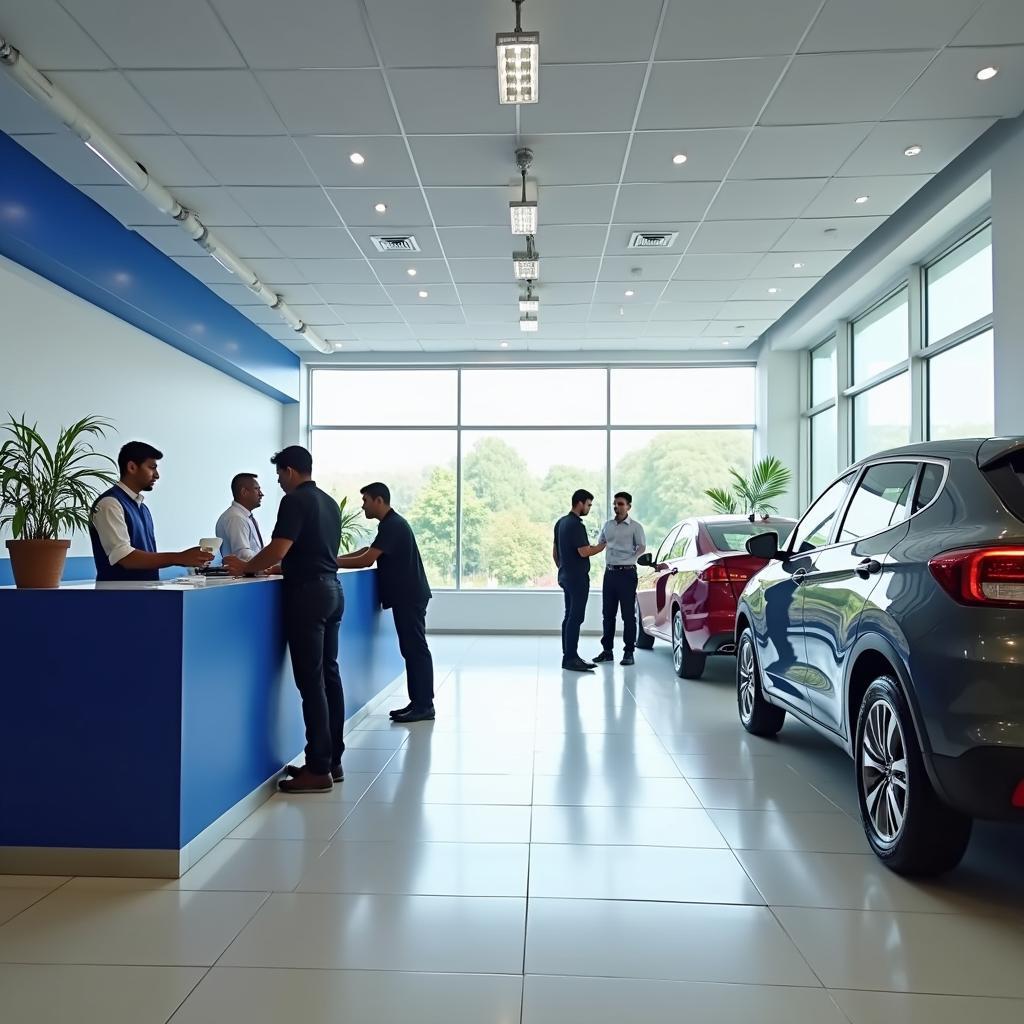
[{"x1": 215, "y1": 473, "x2": 265, "y2": 561}]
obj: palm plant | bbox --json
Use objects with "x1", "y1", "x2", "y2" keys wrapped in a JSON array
[
  {"x1": 705, "y1": 456, "x2": 792, "y2": 517},
  {"x1": 337, "y1": 495, "x2": 368, "y2": 553},
  {"x1": 0, "y1": 414, "x2": 117, "y2": 540}
]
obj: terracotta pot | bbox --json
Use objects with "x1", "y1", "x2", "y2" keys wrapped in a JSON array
[{"x1": 5, "y1": 539, "x2": 71, "y2": 589}]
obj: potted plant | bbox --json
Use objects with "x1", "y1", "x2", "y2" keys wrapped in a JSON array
[
  {"x1": 705, "y1": 455, "x2": 792, "y2": 518},
  {"x1": 0, "y1": 414, "x2": 117, "y2": 588},
  {"x1": 337, "y1": 495, "x2": 368, "y2": 554}
]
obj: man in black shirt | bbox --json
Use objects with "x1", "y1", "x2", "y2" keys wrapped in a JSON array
[
  {"x1": 336, "y1": 482, "x2": 435, "y2": 723},
  {"x1": 224, "y1": 445, "x2": 344, "y2": 794},
  {"x1": 553, "y1": 488, "x2": 606, "y2": 672}
]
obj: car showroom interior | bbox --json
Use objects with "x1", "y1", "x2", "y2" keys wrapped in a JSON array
[{"x1": 1, "y1": 1, "x2": 1023, "y2": 1022}]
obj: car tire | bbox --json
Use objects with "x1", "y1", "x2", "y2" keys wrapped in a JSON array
[
  {"x1": 672, "y1": 608, "x2": 706, "y2": 679},
  {"x1": 737, "y1": 627, "x2": 785, "y2": 736},
  {"x1": 635, "y1": 600, "x2": 655, "y2": 649},
  {"x1": 855, "y1": 676, "x2": 972, "y2": 877}
]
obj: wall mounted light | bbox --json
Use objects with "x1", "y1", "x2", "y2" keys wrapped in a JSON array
[{"x1": 497, "y1": 0, "x2": 539, "y2": 104}]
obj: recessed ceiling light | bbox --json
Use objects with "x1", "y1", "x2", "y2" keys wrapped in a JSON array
[
  {"x1": 417, "y1": 290, "x2": 428, "y2": 299},
  {"x1": 976, "y1": 66, "x2": 999, "y2": 81},
  {"x1": 349, "y1": 152, "x2": 365, "y2": 165},
  {"x1": 374, "y1": 202, "x2": 387, "y2": 213},
  {"x1": 333, "y1": 342, "x2": 344, "y2": 351},
  {"x1": 793, "y1": 261, "x2": 805, "y2": 269},
  {"x1": 624, "y1": 289, "x2": 635, "y2": 297},
  {"x1": 904, "y1": 144, "x2": 922, "y2": 157},
  {"x1": 672, "y1": 153, "x2": 687, "y2": 165},
  {"x1": 722, "y1": 341, "x2": 730, "y2": 346},
  {"x1": 406, "y1": 267, "x2": 417, "y2": 276},
  {"x1": 855, "y1": 195, "x2": 870, "y2": 204},
  {"x1": 767, "y1": 287, "x2": 779, "y2": 294},
  {"x1": 499, "y1": 341, "x2": 510, "y2": 348},
  {"x1": 619, "y1": 307, "x2": 625, "y2": 316}
]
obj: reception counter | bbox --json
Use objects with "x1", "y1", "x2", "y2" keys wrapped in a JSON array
[{"x1": 0, "y1": 569, "x2": 404, "y2": 876}]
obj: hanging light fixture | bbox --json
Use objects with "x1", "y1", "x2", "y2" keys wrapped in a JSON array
[
  {"x1": 513, "y1": 235, "x2": 540, "y2": 280},
  {"x1": 519, "y1": 314, "x2": 539, "y2": 332},
  {"x1": 519, "y1": 283, "x2": 539, "y2": 313},
  {"x1": 497, "y1": 0, "x2": 540, "y2": 104},
  {"x1": 510, "y1": 146, "x2": 538, "y2": 235}
]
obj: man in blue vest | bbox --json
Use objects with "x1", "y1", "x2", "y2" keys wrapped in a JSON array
[{"x1": 89, "y1": 441, "x2": 212, "y2": 582}]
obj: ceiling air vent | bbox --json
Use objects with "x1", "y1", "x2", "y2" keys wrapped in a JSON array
[
  {"x1": 370, "y1": 235, "x2": 420, "y2": 252},
  {"x1": 628, "y1": 231, "x2": 678, "y2": 249}
]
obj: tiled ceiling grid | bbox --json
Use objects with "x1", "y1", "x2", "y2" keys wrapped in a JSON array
[{"x1": 1, "y1": 0, "x2": 1023, "y2": 353}]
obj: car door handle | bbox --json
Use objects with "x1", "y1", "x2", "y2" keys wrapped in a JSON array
[
  {"x1": 792, "y1": 568, "x2": 807, "y2": 585},
  {"x1": 856, "y1": 558, "x2": 882, "y2": 579}
]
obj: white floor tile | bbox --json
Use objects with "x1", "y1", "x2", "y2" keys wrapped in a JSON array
[
  {"x1": 362, "y1": 772, "x2": 535, "y2": 804},
  {"x1": 708, "y1": 809, "x2": 869, "y2": 853},
  {"x1": 534, "y1": 747, "x2": 682, "y2": 777},
  {"x1": 229, "y1": 798, "x2": 357, "y2": 840},
  {"x1": 530, "y1": 773, "x2": 700, "y2": 808},
  {"x1": 0, "y1": 888, "x2": 55, "y2": 926},
  {"x1": 334, "y1": 801, "x2": 532, "y2": 843},
  {"x1": 0, "y1": 876, "x2": 69, "y2": 890},
  {"x1": 688, "y1": 776, "x2": 844, "y2": 811},
  {"x1": 530, "y1": 804, "x2": 726, "y2": 848},
  {"x1": 832, "y1": 989, "x2": 1024, "y2": 1024}
]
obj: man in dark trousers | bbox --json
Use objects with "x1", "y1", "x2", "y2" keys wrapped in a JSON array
[
  {"x1": 593, "y1": 491, "x2": 647, "y2": 667},
  {"x1": 224, "y1": 445, "x2": 344, "y2": 794},
  {"x1": 553, "y1": 488, "x2": 606, "y2": 672},
  {"x1": 336, "y1": 482, "x2": 435, "y2": 723}
]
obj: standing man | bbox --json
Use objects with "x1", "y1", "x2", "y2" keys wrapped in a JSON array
[
  {"x1": 552, "y1": 489, "x2": 606, "y2": 672},
  {"x1": 215, "y1": 472, "x2": 265, "y2": 561},
  {"x1": 336, "y1": 483, "x2": 435, "y2": 723},
  {"x1": 89, "y1": 440, "x2": 212, "y2": 581},
  {"x1": 224, "y1": 446, "x2": 344, "y2": 794},
  {"x1": 593, "y1": 491, "x2": 646, "y2": 667}
]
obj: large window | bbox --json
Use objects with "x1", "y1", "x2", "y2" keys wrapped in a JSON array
[
  {"x1": 928, "y1": 330, "x2": 994, "y2": 441},
  {"x1": 853, "y1": 373, "x2": 910, "y2": 461},
  {"x1": 926, "y1": 225, "x2": 992, "y2": 344},
  {"x1": 310, "y1": 366, "x2": 755, "y2": 590},
  {"x1": 852, "y1": 289, "x2": 908, "y2": 384},
  {"x1": 810, "y1": 406, "x2": 838, "y2": 497}
]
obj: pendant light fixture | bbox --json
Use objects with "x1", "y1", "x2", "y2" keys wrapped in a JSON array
[
  {"x1": 497, "y1": 0, "x2": 540, "y2": 104},
  {"x1": 519, "y1": 284, "x2": 539, "y2": 313},
  {"x1": 513, "y1": 235, "x2": 540, "y2": 280},
  {"x1": 510, "y1": 146, "x2": 538, "y2": 235}
]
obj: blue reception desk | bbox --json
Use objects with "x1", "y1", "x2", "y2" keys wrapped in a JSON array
[{"x1": 0, "y1": 570, "x2": 403, "y2": 876}]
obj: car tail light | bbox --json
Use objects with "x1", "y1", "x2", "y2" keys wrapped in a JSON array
[
  {"x1": 1013, "y1": 780, "x2": 1024, "y2": 809},
  {"x1": 928, "y1": 547, "x2": 1024, "y2": 607},
  {"x1": 698, "y1": 565, "x2": 731, "y2": 583}
]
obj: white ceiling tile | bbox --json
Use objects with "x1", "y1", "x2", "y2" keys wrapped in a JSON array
[
  {"x1": 519, "y1": 134, "x2": 630, "y2": 186},
  {"x1": 707, "y1": 178, "x2": 826, "y2": 220},
  {"x1": 264, "y1": 226, "x2": 362, "y2": 259},
  {"x1": 0, "y1": 0, "x2": 112, "y2": 69},
  {"x1": 297, "y1": 137, "x2": 417, "y2": 188},
  {"x1": 120, "y1": 135, "x2": 217, "y2": 186},
  {"x1": 172, "y1": 254, "x2": 237, "y2": 285},
  {"x1": 47, "y1": 72, "x2": 167, "y2": 132},
  {"x1": 773, "y1": 216, "x2": 886, "y2": 251},
  {"x1": 731, "y1": 124, "x2": 873, "y2": 178},
  {"x1": 540, "y1": 303, "x2": 592, "y2": 322},
  {"x1": 209, "y1": 0, "x2": 377, "y2": 68},
  {"x1": 803, "y1": 0, "x2": 982, "y2": 52},
  {"x1": 257, "y1": 70, "x2": 398, "y2": 134},
  {"x1": 730, "y1": 276, "x2": 817, "y2": 300},
  {"x1": 955, "y1": 0, "x2": 1024, "y2": 45},
  {"x1": 0, "y1": 76, "x2": 63, "y2": 134},
  {"x1": 673, "y1": 253, "x2": 764, "y2": 279},
  {"x1": 543, "y1": 283, "x2": 600, "y2": 304},
  {"x1": 457, "y1": 283, "x2": 519, "y2": 304},
  {"x1": 586, "y1": 323, "x2": 640, "y2": 340},
  {"x1": 762, "y1": 52, "x2": 935, "y2": 125},
  {"x1": 390, "y1": 69, "x2": 516, "y2": 134},
  {"x1": 436, "y1": 225, "x2": 509, "y2": 258},
  {"x1": 237, "y1": 301, "x2": 288, "y2": 323},
  {"x1": 386, "y1": 284, "x2": 460, "y2": 305},
  {"x1": 134, "y1": 225, "x2": 204, "y2": 257},
  {"x1": 373, "y1": 259, "x2": 453, "y2": 284},
  {"x1": 12, "y1": 133, "x2": 124, "y2": 186},
  {"x1": 245, "y1": 258, "x2": 306, "y2": 283},
  {"x1": 410, "y1": 135, "x2": 516, "y2": 187},
  {"x1": 296, "y1": 259, "x2": 378, "y2": 284},
  {"x1": 398, "y1": 304, "x2": 466, "y2": 324},
  {"x1": 540, "y1": 225, "x2": 612, "y2": 257},
  {"x1": 749, "y1": 250, "x2": 847, "y2": 278},
  {"x1": 702, "y1": 319, "x2": 774, "y2": 336},
  {"x1": 660, "y1": 280, "x2": 739, "y2": 302},
  {"x1": 417, "y1": 335, "x2": 480, "y2": 349},
  {"x1": 651, "y1": 301, "x2": 725, "y2": 320},
  {"x1": 532, "y1": 0, "x2": 663, "y2": 61},
  {"x1": 351, "y1": 225, "x2": 443, "y2": 259},
  {"x1": 58, "y1": 0, "x2": 245, "y2": 67},
  {"x1": 328, "y1": 187, "x2": 432, "y2": 226},
  {"x1": 447, "y1": 258, "x2": 511, "y2": 283},
  {"x1": 590, "y1": 302, "x2": 655, "y2": 321},
  {"x1": 540, "y1": 185, "x2": 618, "y2": 225},
  {"x1": 688, "y1": 219, "x2": 791, "y2": 253},
  {"x1": 426, "y1": 187, "x2": 512, "y2": 227},
  {"x1": 520, "y1": 64, "x2": 647, "y2": 134},
  {"x1": 366, "y1": 0, "x2": 506, "y2": 68},
  {"x1": 80, "y1": 184, "x2": 168, "y2": 225},
  {"x1": 717, "y1": 298, "x2": 793, "y2": 319},
  {"x1": 203, "y1": 227, "x2": 282, "y2": 258},
  {"x1": 640, "y1": 58, "x2": 788, "y2": 129},
  {"x1": 599, "y1": 255, "x2": 678, "y2": 281},
  {"x1": 228, "y1": 186, "x2": 340, "y2": 226},
  {"x1": 275, "y1": 284, "x2": 331, "y2": 305},
  {"x1": 657, "y1": 0, "x2": 821, "y2": 59},
  {"x1": 613, "y1": 182, "x2": 719, "y2": 222},
  {"x1": 839, "y1": 118, "x2": 996, "y2": 175},
  {"x1": 315, "y1": 283, "x2": 392, "y2": 305},
  {"x1": 183, "y1": 136, "x2": 316, "y2": 186},
  {"x1": 625, "y1": 129, "x2": 748, "y2": 182},
  {"x1": 887, "y1": 45, "x2": 1024, "y2": 120},
  {"x1": 605, "y1": 222, "x2": 698, "y2": 255},
  {"x1": 289, "y1": 303, "x2": 339, "y2": 325},
  {"x1": 350, "y1": 324, "x2": 416, "y2": 341},
  {"x1": 802, "y1": 174, "x2": 933, "y2": 218},
  {"x1": 543, "y1": 257, "x2": 603, "y2": 282},
  {"x1": 127, "y1": 71, "x2": 285, "y2": 134},
  {"x1": 173, "y1": 186, "x2": 257, "y2": 226},
  {"x1": 462, "y1": 305, "x2": 518, "y2": 323},
  {"x1": 641, "y1": 321, "x2": 712, "y2": 336}
]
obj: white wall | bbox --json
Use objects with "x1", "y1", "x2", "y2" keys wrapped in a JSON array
[
  {"x1": 0, "y1": 256, "x2": 287, "y2": 557},
  {"x1": 427, "y1": 590, "x2": 604, "y2": 635},
  {"x1": 755, "y1": 345, "x2": 801, "y2": 517}
]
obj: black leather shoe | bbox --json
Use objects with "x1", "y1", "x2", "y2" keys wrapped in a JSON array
[
  {"x1": 562, "y1": 658, "x2": 595, "y2": 672},
  {"x1": 391, "y1": 706, "x2": 436, "y2": 723},
  {"x1": 620, "y1": 654, "x2": 635, "y2": 666},
  {"x1": 593, "y1": 651, "x2": 614, "y2": 663},
  {"x1": 389, "y1": 703, "x2": 413, "y2": 719},
  {"x1": 284, "y1": 763, "x2": 343, "y2": 783}
]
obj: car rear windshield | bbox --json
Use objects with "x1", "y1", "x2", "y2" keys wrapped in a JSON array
[
  {"x1": 983, "y1": 451, "x2": 1024, "y2": 522},
  {"x1": 706, "y1": 522, "x2": 794, "y2": 552}
]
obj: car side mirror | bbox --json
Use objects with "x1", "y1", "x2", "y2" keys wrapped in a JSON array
[
  {"x1": 637, "y1": 552, "x2": 654, "y2": 567},
  {"x1": 745, "y1": 531, "x2": 783, "y2": 560}
]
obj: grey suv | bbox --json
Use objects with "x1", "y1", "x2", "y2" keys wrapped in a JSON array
[{"x1": 735, "y1": 438, "x2": 1024, "y2": 876}]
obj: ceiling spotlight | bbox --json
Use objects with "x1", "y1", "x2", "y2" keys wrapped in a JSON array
[
  {"x1": 349, "y1": 152, "x2": 365, "y2": 165},
  {"x1": 519, "y1": 284, "x2": 539, "y2": 313},
  {"x1": 406, "y1": 267, "x2": 417, "y2": 276},
  {"x1": 722, "y1": 341, "x2": 730, "y2": 346},
  {"x1": 672, "y1": 153, "x2": 688, "y2": 165},
  {"x1": 767, "y1": 287, "x2": 779, "y2": 294},
  {"x1": 510, "y1": 147, "x2": 538, "y2": 234},
  {"x1": 417, "y1": 290, "x2": 429, "y2": 299},
  {"x1": 520, "y1": 314, "x2": 539, "y2": 332},
  {"x1": 976, "y1": 66, "x2": 999, "y2": 81},
  {"x1": 619, "y1": 307, "x2": 625, "y2": 316},
  {"x1": 374, "y1": 202, "x2": 387, "y2": 213},
  {"x1": 793, "y1": 261, "x2": 805, "y2": 269},
  {"x1": 500, "y1": 341, "x2": 510, "y2": 348},
  {"x1": 333, "y1": 342, "x2": 344, "y2": 351},
  {"x1": 513, "y1": 236, "x2": 540, "y2": 280},
  {"x1": 497, "y1": 0, "x2": 540, "y2": 104},
  {"x1": 855, "y1": 195, "x2": 870, "y2": 204},
  {"x1": 624, "y1": 289, "x2": 635, "y2": 297},
  {"x1": 904, "y1": 144, "x2": 922, "y2": 157}
]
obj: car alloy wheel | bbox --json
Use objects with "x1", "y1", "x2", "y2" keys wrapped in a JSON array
[
  {"x1": 738, "y1": 636, "x2": 755, "y2": 724},
  {"x1": 860, "y1": 696, "x2": 908, "y2": 844}
]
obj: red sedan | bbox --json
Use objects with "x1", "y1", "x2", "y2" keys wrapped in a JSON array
[{"x1": 636, "y1": 515, "x2": 796, "y2": 679}]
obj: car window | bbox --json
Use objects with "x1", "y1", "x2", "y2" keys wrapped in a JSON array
[
  {"x1": 838, "y1": 462, "x2": 918, "y2": 543},
  {"x1": 914, "y1": 463, "x2": 944, "y2": 511},
  {"x1": 669, "y1": 525, "x2": 694, "y2": 561},
  {"x1": 791, "y1": 474, "x2": 855, "y2": 553},
  {"x1": 655, "y1": 525, "x2": 681, "y2": 564},
  {"x1": 706, "y1": 521, "x2": 795, "y2": 551}
]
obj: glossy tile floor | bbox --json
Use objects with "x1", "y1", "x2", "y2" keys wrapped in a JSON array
[{"x1": 3, "y1": 634, "x2": 1024, "y2": 1023}]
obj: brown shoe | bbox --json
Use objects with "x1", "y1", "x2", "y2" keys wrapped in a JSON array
[
  {"x1": 278, "y1": 767, "x2": 333, "y2": 793},
  {"x1": 284, "y1": 763, "x2": 343, "y2": 783}
]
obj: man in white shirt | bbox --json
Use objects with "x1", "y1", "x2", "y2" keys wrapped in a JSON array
[
  {"x1": 89, "y1": 440, "x2": 212, "y2": 582},
  {"x1": 593, "y1": 491, "x2": 647, "y2": 667},
  {"x1": 215, "y1": 473, "x2": 266, "y2": 561}
]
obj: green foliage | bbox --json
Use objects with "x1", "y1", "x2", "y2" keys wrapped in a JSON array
[
  {"x1": 704, "y1": 487, "x2": 738, "y2": 515},
  {"x1": 481, "y1": 511, "x2": 553, "y2": 587},
  {"x1": 337, "y1": 495, "x2": 368, "y2": 554},
  {"x1": 0, "y1": 414, "x2": 117, "y2": 540},
  {"x1": 706, "y1": 455, "x2": 792, "y2": 516}
]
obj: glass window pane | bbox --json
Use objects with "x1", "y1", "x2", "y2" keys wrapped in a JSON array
[
  {"x1": 853, "y1": 373, "x2": 910, "y2": 460},
  {"x1": 610, "y1": 429, "x2": 753, "y2": 545},
  {"x1": 791, "y1": 474, "x2": 855, "y2": 553},
  {"x1": 460, "y1": 430, "x2": 606, "y2": 588},
  {"x1": 310, "y1": 429, "x2": 457, "y2": 587},
  {"x1": 669, "y1": 525, "x2": 694, "y2": 561},
  {"x1": 811, "y1": 337, "x2": 836, "y2": 405},
  {"x1": 810, "y1": 407, "x2": 838, "y2": 499},
  {"x1": 706, "y1": 521, "x2": 795, "y2": 551},
  {"x1": 610, "y1": 367, "x2": 756, "y2": 425},
  {"x1": 928, "y1": 331, "x2": 994, "y2": 440},
  {"x1": 654, "y1": 525, "x2": 682, "y2": 564},
  {"x1": 927, "y1": 226, "x2": 992, "y2": 344},
  {"x1": 838, "y1": 462, "x2": 918, "y2": 543},
  {"x1": 460, "y1": 369, "x2": 607, "y2": 426},
  {"x1": 852, "y1": 289, "x2": 908, "y2": 383},
  {"x1": 310, "y1": 369, "x2": 457, "y2": 426},
  {"x1": 915, "y1": 464, "x2": 945, "y2": 511}
]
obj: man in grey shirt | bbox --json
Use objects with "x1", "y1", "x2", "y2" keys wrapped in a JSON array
[{"x1": 593, "y1": 491, "x2": 646, "y2": 666}]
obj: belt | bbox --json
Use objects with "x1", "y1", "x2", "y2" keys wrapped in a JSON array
[{"x1": 606, "y1": 564, "x2": 637, "y2": 571}]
